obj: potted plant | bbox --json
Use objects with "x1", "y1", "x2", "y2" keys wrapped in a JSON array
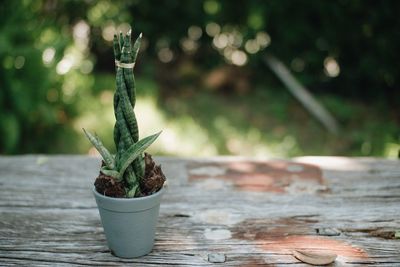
[{"x1": 83, "y1": 28, "x2": 166, "y2": 258}]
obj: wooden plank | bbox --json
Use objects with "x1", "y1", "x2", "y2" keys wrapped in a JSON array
[{"x1": 0, "y1": 156, "x2": 399, "y2": 266}]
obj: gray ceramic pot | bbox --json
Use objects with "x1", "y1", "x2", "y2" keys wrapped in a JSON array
[{"x1": 93, "y1": 187, "x2": 164, "y2": 258}]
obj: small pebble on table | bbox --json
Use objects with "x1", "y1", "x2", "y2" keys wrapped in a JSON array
[{"x1": 208, "y1": 253, "x2": 226, "y2": 263}]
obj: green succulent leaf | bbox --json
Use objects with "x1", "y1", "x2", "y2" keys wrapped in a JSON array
[
  {"x1": 100, "y1": 166, "x2": 120, "y2": 179},
  {"x1": 132, "y1": 33, "x2": 142, "y2": 63},
  {"x1": 119, "y1": 32, "x2": 124, "y2": 49},
  {"x1": 117, "y1": 131, "x2": 161, "y2": 179},
  {"x1": 126, "y1": 184, "x2": 139, "y2": 198},
  {"x1": 83, "y1": 128, "x2": 115, "y2": 170},
  {"x1": 113, "y1": 34, "x2": 121, "y2": 61}
]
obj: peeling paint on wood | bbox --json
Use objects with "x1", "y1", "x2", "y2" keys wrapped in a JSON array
[
  {"x1": 194, "y1": 209, "x2": 242, "y2": 225},
  {"x1": 204, "y1": 229, "x2": 232, "y2": 240},
  {"x1": 188, "y1": 160, "x2": 327, "y2": 194}
]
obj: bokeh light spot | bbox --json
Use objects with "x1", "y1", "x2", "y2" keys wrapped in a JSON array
[
  {"x1": 204, "y1": 0, "x2": 221, "y2": 15},
  {"x1": 324, "y1": 57, "x2": 340, "y2": 77},
  {"x1": 158, "y1": 48, "x2": 174, "y2": 63},
  {"x1": 231, "y1": 50, "x2": 248, "y2": 66},
  {"x1": 245, "y1": 39, "x2": 260, "y2": 54},
  {"x1": 188, "y1": 25, "x2": 203, "y2": 40},
  {"x1": 256, "y1": 31, "x2": 271, "y2": 48},
  {"x1": 206, "y1": 22, "x2": 221, "y2": 37},
  {"x1": 14, "y1": 56, "x2": 25, "y2": 69},
  {"x1": 42, "y1": 47, "x2": 56, "y2": 65}
]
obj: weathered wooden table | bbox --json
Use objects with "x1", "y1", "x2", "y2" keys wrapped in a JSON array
[{"x1": 0, "y1": 156, "x2": 399, "y2": 266}]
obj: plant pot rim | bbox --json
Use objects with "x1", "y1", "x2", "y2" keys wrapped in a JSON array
[
  {"x1": 93, "y1": 186, "x2": 165, "y2": 213},
  {"x1": 93, "y1": 186, "x2": 164, "y2": 201}
]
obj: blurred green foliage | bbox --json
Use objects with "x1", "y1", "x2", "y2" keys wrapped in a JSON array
[
  {"x1": 0, "y1": 0, "x2": 398, "y2": 157},
  {"x1": 0, "y1": 1, "x2": 71, "y2": 153}
]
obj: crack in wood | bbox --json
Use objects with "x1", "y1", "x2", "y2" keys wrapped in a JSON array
[{"x1": 0, "y1": 256, "x2": 102, "y2": 266}]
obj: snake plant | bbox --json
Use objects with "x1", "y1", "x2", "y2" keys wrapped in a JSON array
[{"x1": 83, "y1": 29, "x2": 161, "y2": 198}]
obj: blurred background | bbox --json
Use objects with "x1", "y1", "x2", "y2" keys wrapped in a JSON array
[{"x1": 0, "y1": 0, "x2": 399, "y2": 158}]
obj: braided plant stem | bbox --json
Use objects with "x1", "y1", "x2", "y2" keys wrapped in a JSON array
[{"x1": 113, "y1": 31, "x2": 144, "y2": 197}]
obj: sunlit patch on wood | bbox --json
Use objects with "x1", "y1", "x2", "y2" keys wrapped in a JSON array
[
  {"x1": 188, "y1": 160, "x2": 328, "y2": 193},
  {"x1": 262, "y1": 236, "x2": 368, "y2": 259},
  {"x1": 232, "y1": 217, "x2": 319, "y2": 240},
  {"x1": 232, "y1": 217, "x2": 370, "y2": 263},
  {"x1": 194, "y1": 209, "x2": 242, "y2": 225},
  {"x1": 204, "y1": 229, "x2": 232, "y2": 240}
]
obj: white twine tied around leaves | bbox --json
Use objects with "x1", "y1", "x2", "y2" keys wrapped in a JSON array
[
  {"x1": 115, "y1": 60, "x2": 135, "y2": 69},
  {"x1": 115, "y1": 31, "x2": 141, "y2": 69}
]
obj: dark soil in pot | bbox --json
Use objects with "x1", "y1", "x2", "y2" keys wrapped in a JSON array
[{"x1": 94, "y1": 153, "x2": 166, "y2": 198}]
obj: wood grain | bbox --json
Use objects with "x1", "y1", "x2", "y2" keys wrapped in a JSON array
[{"x1": 0, "y1": 155, "x2": 399, "y2": 266}]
